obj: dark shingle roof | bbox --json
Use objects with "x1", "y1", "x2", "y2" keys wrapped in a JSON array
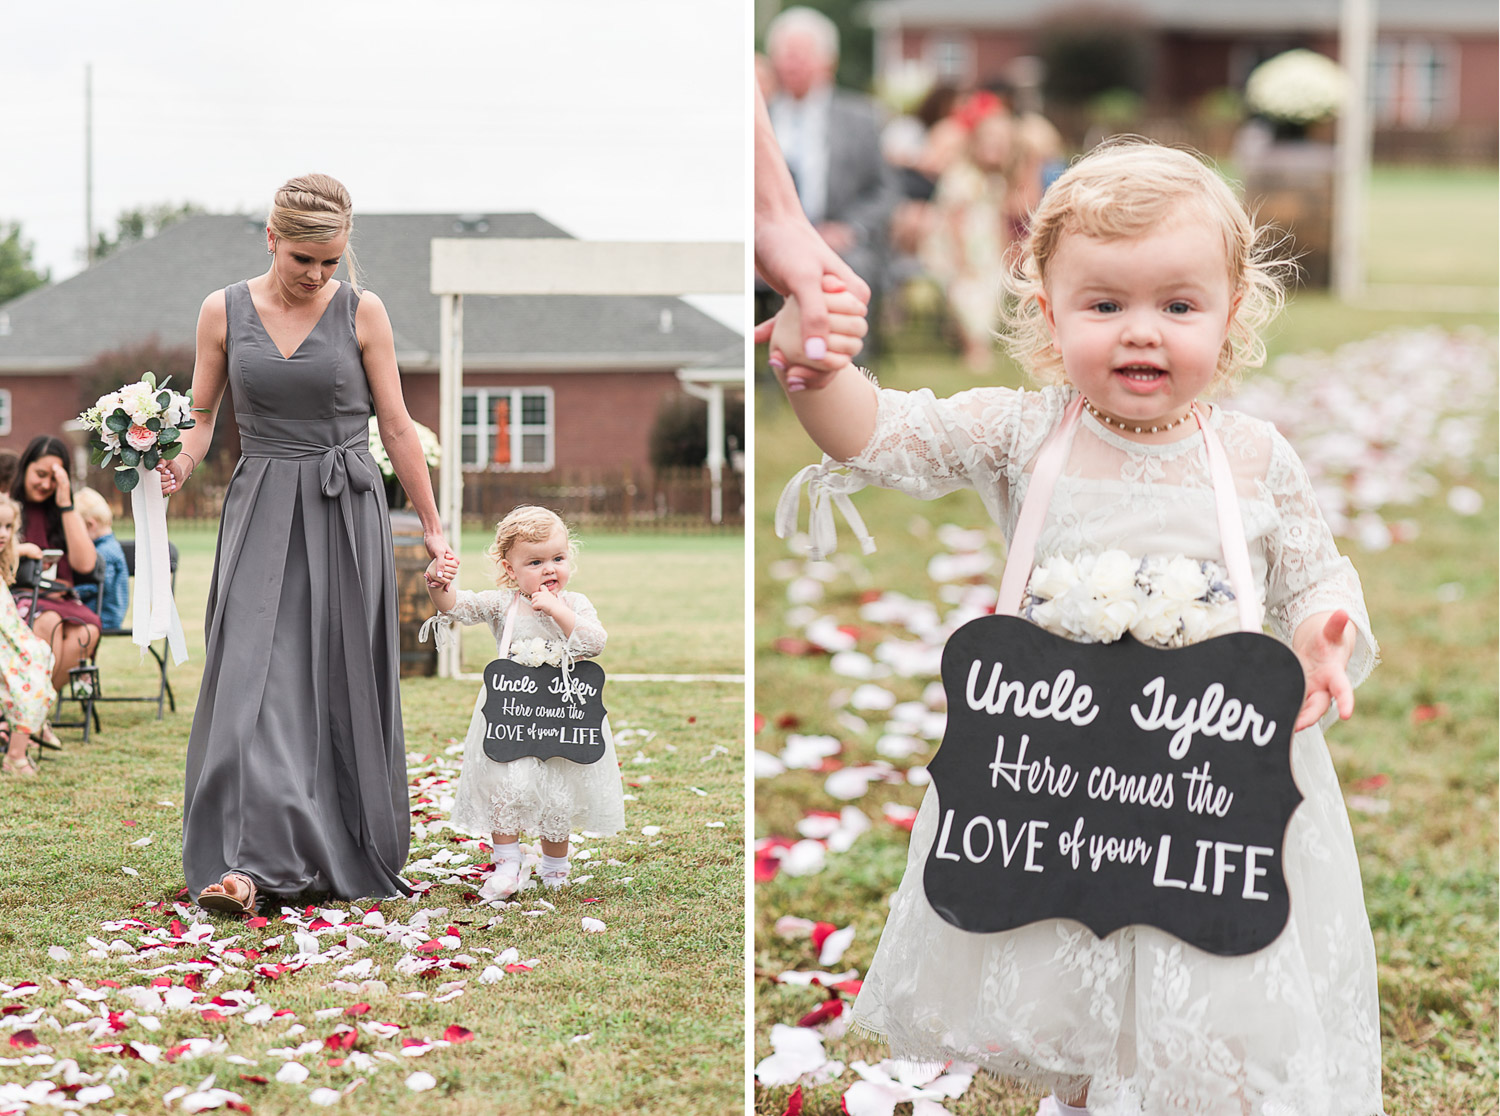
[
  {"x1": 863, "y1": 0, "x2": 1497, "y2": 33},
  {"x1": 0, "y1": 213, "x2": 741, "y2": 371}
]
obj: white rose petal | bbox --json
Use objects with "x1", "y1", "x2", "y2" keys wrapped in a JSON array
[{"x1": 406, "y1": 1071, "x2": 437, "y2": 1092}]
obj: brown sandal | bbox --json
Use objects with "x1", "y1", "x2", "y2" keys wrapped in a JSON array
[{"x1": 196, "y1": 872, "x2": 259, "y2": 915}]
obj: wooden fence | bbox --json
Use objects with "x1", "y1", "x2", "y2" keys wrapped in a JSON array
[{"x1": 90, "y1": 462, "x2": 744, "y2": 534}]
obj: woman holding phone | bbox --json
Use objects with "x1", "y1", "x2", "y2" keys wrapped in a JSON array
[{"x1": 10, "y1": 435, "x2": 100, "y2": 727}]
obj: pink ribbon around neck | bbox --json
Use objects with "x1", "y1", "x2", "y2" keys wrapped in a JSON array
[
  {"x1": 994, "y1": 394, "x2": 1262, "y2": 633},
  {"x1": 496, "y1": 594, "x2": 521, "y2": 660}
]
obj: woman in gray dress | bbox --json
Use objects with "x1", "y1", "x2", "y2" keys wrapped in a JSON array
[{"x1": 160, "y1": 174, "x2": 454, "y2": 911}]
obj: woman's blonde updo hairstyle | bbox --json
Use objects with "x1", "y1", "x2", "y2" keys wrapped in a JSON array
[
  {"x1": 1001, "y1": 138, "x2": 1293, "y2": 392},
  {"x1": 485, "y1": 505, "x2": 578, "y2": 590},
  {"x1": 268, "y1": 173, "x2": 362, "y2": 292}
]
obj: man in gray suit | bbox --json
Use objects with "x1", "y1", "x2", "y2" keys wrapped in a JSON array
[{"x1": 766, "y1": 7, "x2": 896, "y2": 323}]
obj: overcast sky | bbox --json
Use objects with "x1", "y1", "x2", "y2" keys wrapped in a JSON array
[{"x1": 1, "y1": 0, "x2": 747, "y2": 326}]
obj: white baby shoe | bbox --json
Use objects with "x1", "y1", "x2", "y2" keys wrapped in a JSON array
[{"x1": 479, "y1": 861, "x2": 524, "y2": 901}]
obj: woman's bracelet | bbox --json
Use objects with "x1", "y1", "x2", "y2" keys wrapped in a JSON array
[
  {"x1": 179, "y1": 451, "x2": 197, "y2": 473},
  {"x1": 56, "y1": 503, "x2": 74, "y2": 512}
]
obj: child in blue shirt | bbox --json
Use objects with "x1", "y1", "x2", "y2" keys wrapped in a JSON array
[{"x1": 73, "y1": 488, "x2": 129, "y2": 631}]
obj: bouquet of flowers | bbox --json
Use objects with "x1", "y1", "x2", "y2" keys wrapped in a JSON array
[
  {"x1": 1022, "y1": 551, "x2": 1243, "y2": 648},
  {"x1": 509, "y1": 637, "x2": 565, "y2": 668},
  {"x1": 78, "y1": 371, "x2": 195, "y2": 493},
  {"x1": 367, "y1": 416, "x2": 441, "y2": 479},
  {"x1": 1244, "y1": 49, "x2": 1347, "y2": 125}
]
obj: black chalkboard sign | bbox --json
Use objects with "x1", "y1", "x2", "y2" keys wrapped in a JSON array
[
  {"x1": 923, "y1": 615, "x2": 1305, "y2": 956},
  {"x1": 480, "y1": 659, "x2": 608, "y2": 765}
]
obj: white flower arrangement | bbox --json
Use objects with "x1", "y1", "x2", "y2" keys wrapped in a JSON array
[
  {"x1": 1245, "y1": 49, "x2": 1347, "y2": 125},
  {"x1": 78, "y1": 371, "x2": 196, "y2": 493},
  {"x1": 1022, "y1": 551, "x2": 1242, "y2": 648},
  {"x1": 509, "y1": 637, "x2": 564, "y2": 668},
  {"x1": 367, "y1": 416, "x2": 442, "y2": 480}
]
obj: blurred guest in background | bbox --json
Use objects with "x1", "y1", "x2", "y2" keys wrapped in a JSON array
[
  {"x1": 72, "y1": 487, "x2": 129, "y2": 632},
  {"x1": 765, "y1": 6, "x2": 896, "y2": 336},
  {"x1": 0, "y1": 491, "x2": 55, "y2": 776}
]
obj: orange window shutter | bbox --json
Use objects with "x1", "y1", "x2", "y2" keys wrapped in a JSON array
[{"x1": 492, "y1": 397, "x2": 511, "y2": 465}]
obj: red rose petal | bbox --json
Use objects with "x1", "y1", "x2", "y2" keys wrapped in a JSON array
[
  {"x1": 164, "y1": 1042, "x2": 193, "y2": 1062},
  {"x1": 183, "y1": 973, "x2": 203, "y2": 992},
  {"x1": 808, "y1": 922, "x2": 837, "y2": 951},
  {"x1": 415, "y1": 940, "x2": 444, "y2": 954},
  {"x1": 797, "y1": 998, "x2": 845, "y2": 1028},
  {"x1": 832, "y1": 979, "x2": 863, "y2": 996},
  {"x1": 774, "y1": 712, "x2": 802, "y2": 729},
  {"x1": 227, "y1": 1103, "x2": 252, "y2": 1114},
  {"x1": 325, "y1": 1030, "x2": 357, "y2": 1051},
  {"x1": 9, "y1": 1030, "x2": 40, "y2": 1048},
  {"x1": 122, "y1": 819, "x2": 138, "y2": 827},
  {"x1": 345, "y1": 1003, "x2": 372, "y2": 1016},
  {"x1": 308, "y1": 917, "x2": 334, "y2": 931},
  {"x1": 240, "y1": 1074, "x2": 269, "y2": 1084},
  {"x1": 247, "y1": 916, "x2": 269, "y2": 929},
  {"x1": 503, "y1": 963, "x2": 532, "y2": 973},
  {"x1": 201, "y1": 1009, "x2": 229, "y2": 1024},
  {"x1": 443, "y1": 1025, "x2": 474, "y2": 1044},
  {"x1": 783, "y1": 1084, "x2": 804, "y2": 1116},
  {"x1": 151, "y1": 977, "x2": 173, "y2": 987},
  {"x1": 754, "y1": 712, "x2": 766, "y2": 734},
  {"x1": 327, "y1": 1057, "x2": 345, "y2": 1067}
]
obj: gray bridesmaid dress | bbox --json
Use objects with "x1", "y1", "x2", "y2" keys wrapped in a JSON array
[{"x1": 182, "y1": 279, "x2": 411, "y2": 900}]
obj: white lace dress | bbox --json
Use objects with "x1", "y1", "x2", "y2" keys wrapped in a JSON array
[
  {"x1": 427, "y1": 589, "x2": 625, "y2": 842},
  {"x1": 792, "y1": 384, "x2": 1384, "y2": 1116}
]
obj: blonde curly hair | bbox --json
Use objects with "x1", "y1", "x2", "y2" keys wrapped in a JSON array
[
  {"x1": 485, "y1": 505, "x2": 578, "y2": 589},
  {"x1": 1000, "y1": 138, "x2": 1293, "y2": 392},
  {"x1": 0, "y1": 493, "x2": 20, "y2": 586}
]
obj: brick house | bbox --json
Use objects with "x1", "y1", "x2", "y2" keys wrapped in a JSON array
[
  {"x1": 865, "y1": 0, "x2": 1498, "y2": 160},
  {"x1": 0, "y1": 213, "x2": 743, "y2": 492}
]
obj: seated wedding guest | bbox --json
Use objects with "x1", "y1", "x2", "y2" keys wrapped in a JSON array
[
  {"x1": 72, "y1": 487, "x2": 129, "y2": 631},
  {"x1": 0, "y1": 452, "x2": 18, "y2": 496},
  {"x1": 11, "y1": 436, "x2": 100, "y2": 716},
  {"x1": 0, "y1": 492, "x2": 55, "y2": 776}
]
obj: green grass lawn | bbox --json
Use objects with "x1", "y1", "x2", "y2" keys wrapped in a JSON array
[
  {"x1": 752, "y1": 166, "x2": 1498, "y2": 1114},
  {"x1": 0, "y1": 529, "x2": 746, "y2": 1115}
]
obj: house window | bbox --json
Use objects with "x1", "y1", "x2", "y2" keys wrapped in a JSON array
[
  {"x1": 1373, "y1": 39, "x2": 1458, "y2": 128},
  {"x1": 0, "y1": 390, "x2": 10, "y2": 436},
  {"x1": 460, "y1": 387, "x2": 554, "y2": 471},
  {"x1": 926, "y1": 33, "x2": 974, "y2": 85}
]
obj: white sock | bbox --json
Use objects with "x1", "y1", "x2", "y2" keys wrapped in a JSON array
[
  {"x1": 1051, "y1": 1097, "x2": 1089, "y2": 1116},
  {"x1": 493, "y1": 842, "x2": 523, "y2": 865},
  {"x1": 540, "y1": 854, "x2": 569, "y2": 876}
]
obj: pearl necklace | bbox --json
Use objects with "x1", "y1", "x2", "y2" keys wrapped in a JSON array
[{"x1": 1083, "y1": 397, "x2": 1197, "y2": 435}]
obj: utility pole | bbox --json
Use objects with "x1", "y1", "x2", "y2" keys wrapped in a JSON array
[{"x1": 84, "y1": 64, "x2": 94, "y2": 267}]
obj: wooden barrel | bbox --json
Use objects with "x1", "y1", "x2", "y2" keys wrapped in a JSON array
[{"x1": 390, "y1": 510, "x2": 437, "y2": 678}]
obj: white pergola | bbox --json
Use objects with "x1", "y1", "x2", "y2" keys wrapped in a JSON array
[{"x1": 429, "y1": 238, "x2": 744, "y2": 678}]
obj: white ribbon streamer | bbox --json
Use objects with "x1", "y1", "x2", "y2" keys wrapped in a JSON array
[
  {"x1": 774, "y1": 462, "x2": 877, "y2": 559},
  {"x1": 129, "y1": 467, "x2": 188, "y2": 664}
]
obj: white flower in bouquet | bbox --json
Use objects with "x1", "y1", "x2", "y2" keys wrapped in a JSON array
[
  {"x1": 77, "y1": 370, "x2": 195, "y2": 493},
  {"x1": 367, "y1": 417, "x2": 441, "y2": 480},
  {"x1": 1027, "y1": 555, "x2": 1081, "y2": 601},
  {"x1": 510, "y1": 637, "x2": 562, "y2": 668},
  {"x1": 1245, "y1": 49, "x2": 1347, "y2": 125},
  {"x1": 1159, "y1": 556, "x2": 1210, "y2": 603},
  {"x1": 1085, "y1": 550, "x2": 1137, "y2": 600},
  {"x1": 1130, "y1": 594, "x2": 1184, "y2": 647}
]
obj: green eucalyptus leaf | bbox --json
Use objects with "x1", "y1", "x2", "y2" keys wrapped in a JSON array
[
  {"x1": 143, "y1": 448, "x2": 160, "y2": 470},
  {"x1": 121, "y1": 446, "x2": 141, "y2": 468},
  {"x1": 114, "y1": 467, "x2": 140, "y2": 494},
  {"x1": 105, "y1": 412, "x2": 130, "y2": 433},
  {"x1": 157, "y1": 427, "x2": 179, "y2": 445},
  {"x1": 162, "y1": 442, "x2": 183, "y2": 460},
  {"x1": 146, "y1": 417, "x2": 161, "y2": 432}
]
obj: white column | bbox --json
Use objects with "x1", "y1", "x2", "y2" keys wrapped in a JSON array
[
  {"x1": 1334, "y1": 0, "x2": 1375, "y2": 302},
  {"x1": 680, "y1": 378, "x2": 726, "y2": 525},
  {"x1": 437, "y1": 293, "x2": 464, "y2": 678}
]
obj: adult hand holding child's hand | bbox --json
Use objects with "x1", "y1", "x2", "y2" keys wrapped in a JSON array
[
  {"x1": 424, "y1": 552, "x2": 459, "y2": 590},
  {"x1": 762, "y1": 275, "x2": 869, "y2": 393}
]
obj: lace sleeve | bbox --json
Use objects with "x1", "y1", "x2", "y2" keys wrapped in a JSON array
[
  {"x1": 776, "y1": 385, "x2": 1055, "y2": 557},
  {"x1": 418, "y1": 589, "x2": 508, "y2": 650},
  {"x1": 562, "y1": 592, "x2": 607, "y2": 659},
  {"x1": 1262, "y1": 432, "x2": 1378, "y2": 690}
]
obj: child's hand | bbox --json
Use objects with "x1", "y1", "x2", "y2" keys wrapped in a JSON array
[
  {"x1": 528, "y1": 586, "x2": 561, "y2": 617},
  {"x1": 1292, "y1": 610, "x2": 1356, "y2": 731},
  {"x1": 760, "y1": 276, "x2": 868, "y2": 393},
  {"x1": 16, "y1": 543, "x2": 43, "y2": 560},
  {"x1": 425, "y1": 553, "x2": 459, "y2": 590}
]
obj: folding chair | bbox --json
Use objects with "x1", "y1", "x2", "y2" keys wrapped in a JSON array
[{"x1": 92, "y1": 539, "x2": 179, "y2": 725}]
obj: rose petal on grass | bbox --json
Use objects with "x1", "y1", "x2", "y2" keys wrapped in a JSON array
[
  {"x1": 406, "y1": 1071, "x2": 437, "y2": 1092},
  {"x1": 308, "y1": 1086, "x2": 342, "y2": 1105},
  {"x1": 580, "y1": 918, "x2": 606, "y2": 933},
  {"x1": 442, "y1": 1025, "x2": 474, "y2": 1044},
  {"x1": 275, "y1": 1061, "x2": 310, "y2": 1084},
  {"x1": 47, "y1": 946, "x2": 71, "y2": 962}
]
